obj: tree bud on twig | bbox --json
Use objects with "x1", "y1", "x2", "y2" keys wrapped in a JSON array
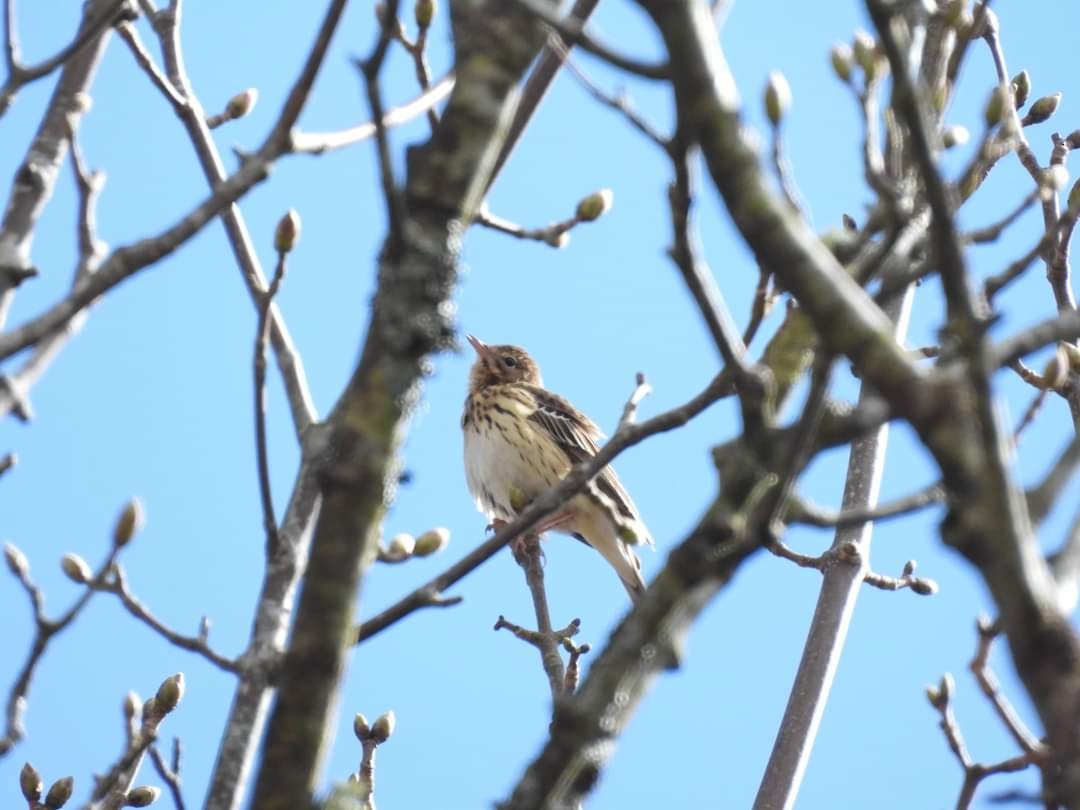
[
  {"x1": 124, "y1": 691, "x2": 141, "y2": 723},
  {"x1": 5, "y1": 542, "x2": 29, "y2": 578},
  {"x1": 354, "y1": 712, "x2": 371, "y2": 741},
  {"x1": 375, "y1": 3, "x2": 405, "y2": 38},
  {"x1": 45, "y1": 775, "x2": 74, "y2": 809},
  {"x1": 910, "y1": 577, "x2": 939, "y2": 596},
  {"x1": 61, "y1": 553, "x2": 92, "y2": 584},
  {"x1": 983, "y1": 85, "x2": 1007, "y2": 128},
  {"x1": 1039, "y1": 166, "x2": 1070, "y2": 201},
  {"x1": 387, "y1": 533, "x2": 415, "y2": 559},
  {"x1": 576, "y1": 189, "x2": 614, "y2": 222},
  {"x1": 413, "y1": 527, "x2": 450, "y2": 557},
  {"x1": 544, "y1": 230, "x2": 570, "y2": 249},
  {"x1": 830, "y1": 43, "x2": 853, "y2": 83},
  {"x1": 415, "y1": 0, "x2": 435, "y2": 29},
  {"x1": 764, "y1": 71, "x2": 791, "y2": 127},
  {"x1": 113, "y1": 498, "x2": 145, "y2": 547},
  {"x1": 1062, "y1": 342, "x2": 1080, "y2": 371},
  {"x1": 902, "y1": 559, "x2": 916, "y2": 577},
  {"x1": 852, "y1": 31, "x2": 878, "y2": 79},
  {"x1": 1068, "y1": 178, "x2": 1080, "y2": 215},
  {"x1": 225, "y1": 88, "x2": 258, "y2": 121},
  {"x1": 941, "y1": 125, "x2": 969, "y2": 149},
  {"x1": 370, "y1": 710, "x2": 395, "y2": 744},
  {"x1": 154, "y1": 673, "x2": 185, "y2": 715},
  {"x1": 1011, "y1": 70, "x2": 1031, "y2": 108},
  {"x1": 125, "y1": 786, "x2": 161, "y2": 807},
  {"x1": 1043, "y1": 346, "x2": 1070, "y2": 390},
  {"x1": 274, "y1": 209, "x2": 301, "y2": 254},
  {"x1": 1022, "y1": 92, "x2": 1061, "y2": 126},
  {"x1": 969, "y1": 6, "x2": 998, "y2": 38},
  {"x1": 939, "y1": 672, "x2": 955, "y2": 702},
  {"x1": 1066, "y1": 129, "x2": 1080, "y2": 151},
  {"x1": 20, "y1": 762, "x2": 43, "y2": 802}
]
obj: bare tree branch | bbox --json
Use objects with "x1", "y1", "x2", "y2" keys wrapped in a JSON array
[{"x1": 0, "y1": 0, "x2": 127, "y2": 116}]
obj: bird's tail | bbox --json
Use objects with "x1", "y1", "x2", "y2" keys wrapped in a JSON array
[{"x1": 577, "y1": 510, "x2": 648, "y2": 602}]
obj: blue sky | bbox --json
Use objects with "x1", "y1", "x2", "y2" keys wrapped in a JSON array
[{"x1": 3, "y1": 1, "x2": 1080, "y2": 808}]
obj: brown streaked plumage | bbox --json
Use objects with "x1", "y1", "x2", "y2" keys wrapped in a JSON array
[{"x1": 461, "y1": 335, "x2": 653, "y2": 601}]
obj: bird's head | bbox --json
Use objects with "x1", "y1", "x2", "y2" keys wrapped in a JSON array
[{"x1": 466, "y1": 335, "x2": 543, "y2": 392}]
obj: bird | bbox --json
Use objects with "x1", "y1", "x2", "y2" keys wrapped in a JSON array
[{"x1": 461, "y1": 334, "x2": 653, "y2": 601}]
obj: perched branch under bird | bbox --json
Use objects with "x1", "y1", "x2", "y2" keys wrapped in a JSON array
[{"x1": 461, "y1": 335, "x2": 653, "y2": 600}]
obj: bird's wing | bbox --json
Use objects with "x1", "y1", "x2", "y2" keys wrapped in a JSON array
[{"x1": 524, "y1": 385, "x2": 650, "y2": 544}]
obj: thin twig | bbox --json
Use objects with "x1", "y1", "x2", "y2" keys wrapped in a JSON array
[
  {"x1": 95, "y1": 564, "x2": 239, "y2": 673},
  {"x1": 1026, "y1": 436, "x2": 1080, "y2": 526},
  {"x1": 488, "y1": 0, "x2": 603, "y2": 187},
  {"x1": 255, "y1": 248, "x2": 290, "y2": 554},
  {"x1": 964, "y1": 188, "x2": 1041, "y2": 245},
  {"x1": 0, "y1": 541, "x2": 120, "y2": 755},
  {"x1": 383, "y1": 5, "x2": 439, "y2": 130},
  {"x1": 969, "y1": 616, "x2": 1047, "y2": 757},
  {"x1": 290, "y1": 75, "x2": 453, "y2": 155},
  {"x1": 511, "y1": 0, "x2": 668, "y2": 80},
  {"x1": 617, "y1": 372, "x2": 651, "y2": 432},
  {"x1": 560, "y1": 53, "x2": 669, "y2": 147},
  {"x1": 668, "y1": 142, "x2": 756, "y2": 390},
  {"x1": 148, "y1": 739, "x2": 186, "y2": 810},
  {"x1": 785, "y1": 482, "x2": 943, "y2": 529},
  {"x1": 358, "y1": 0, "x2": 406, "y2": 253},
  {"x1": 0, "y1": 0, "x2": 128, "y2": 116},
  {"x1": 0, "y1": 109, "x2": 107, "y2": 422},
  {"x1": 991, "y1": 309, "x2": 1080, "y2": 368},
  {"x1": 508, "y1": 535, "x2": 572, "y2": 701}
]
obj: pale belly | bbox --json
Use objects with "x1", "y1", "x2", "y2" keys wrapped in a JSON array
[{"x1": 463, "y1": 418, "x2": 570, "y2": 521}]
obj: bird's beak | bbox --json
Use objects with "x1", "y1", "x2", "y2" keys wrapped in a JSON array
[{"x1": 466, "y1": 334, "x2": 496, "y2": 365}]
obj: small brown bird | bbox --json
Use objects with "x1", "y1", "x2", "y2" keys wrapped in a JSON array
[{"x1": 461, "y1": 335, "x2": 652, "y2": 600}]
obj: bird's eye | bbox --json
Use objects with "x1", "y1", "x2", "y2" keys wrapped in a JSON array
[{"x1": 502, "y1": 355, "x2": 518, "y2": 368}]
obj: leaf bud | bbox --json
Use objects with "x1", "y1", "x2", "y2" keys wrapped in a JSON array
[
  {"x1": 1022, "y1": 92, "x2": 1061, "y2": 126},
  {"x1": 1043, "y1": 345, "x2": 1070, "y2": 390},
  {"x1": 1068, "y1": 178, "x2": 1080, "y2": 215},
  {"x1": 911, "y1": 577, "x2": 939, "y2": 596},
  {"x1": 575, "y1": 189, "x2": 613, "y2": 222},
  {"x1": 113, "y1": 498, "x2": 145, "y2": 547},
  {"x1": 354, "y1": 712, "x2": 370, "y2": 740},
  {"x1": 125, "y1": 786, "x2": 161, "y2": 807},
  {"x1": 154, "y1": 673, "x2": 185, "y2": 715},
  {"x1": 225, "y1": 88, "x2": 258, "y2": 121},
  {"x1": 939, "y1": 672, "x2": 955, "y2": 702},
  {"x1": 20, "y1": 762, "x2": 42, "y2": 802},
  {"x1": 5, "y1": 542, "x2": 29, "y2": 578},
  {"x1": 764, "y1": 71, "x2": 791, "y2": 127},
  {"x1": 387, "y1": 533, "x2": 415, "y2": 559},
  {"x1": 983, "y1": 85, "x2": 1008, "y2": 128},
  {"x1": 413, "y1": 527, "x2": 450, "y2": 557},
  {"x1": 852, "y1": 31, "x2": 878, "y2": 79},
  {"x1": 274, "y1": 209, "x2": 301, "y2": 254},
  {"x1": 415, "y1": 0, "x2": 435, "y2": 29},
  {"x1": 370, "y1": 710, "x2": 395, "y2": 744},
  {"x1": 830, "y1": 43, "x2": 853, "y2": 83},
  {"x1": 45, "y1": 775, "x2": 74, "y2": 809},
  {"x1": 1011, "y1": 70, "x2": 1030, "y2": 108},
  {"x1": 61, "y1": 553, "x2": 92, "y2": 584}
]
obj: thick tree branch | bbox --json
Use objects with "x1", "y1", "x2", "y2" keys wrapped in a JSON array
[
  {"x1": 0, "y1": 0, "x2": 117, "y2": 329},
  {"x1": 639, "y1": 1, "x2": 1080, "y2": 803},
  {"x1": 248, "y1": 4, "x2": 559, "y2": 808}
]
